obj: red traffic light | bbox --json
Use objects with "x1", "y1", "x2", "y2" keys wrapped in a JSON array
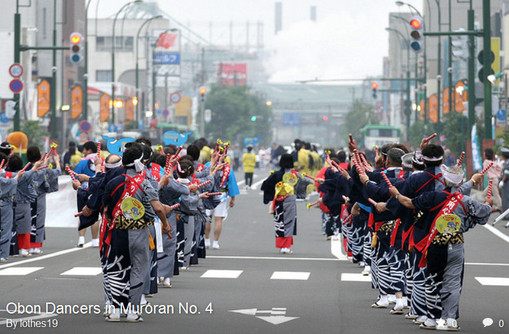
[
  {"x1": 371, "y1": 82, "x2": 379, "y2": 89},
  {"x1": 410, "y1": 18, "x2": 422, "y2": 29},
  {"x1": 70, "y1": 33, "x2": 82, "y2": 44},
  {"x1": 199, "y1": 87, "x2": 207, "y2": 94},
  {"x1": 322, "y1": 116, "x2": 329, "y2": 121}
]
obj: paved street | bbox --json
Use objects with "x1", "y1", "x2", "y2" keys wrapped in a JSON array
[{"x1": 1, "y1": 171, "x2": 509, "y2": 334}]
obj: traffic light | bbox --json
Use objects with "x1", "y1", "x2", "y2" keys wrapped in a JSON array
[
  {"x1": 199, "y1": 86, "x2": 207, "y2": 102},
  {"x1": 250, "y1": 116, "x2": 257, "y2": 122},
  {"x1": 478, "y1": 49, "x2": 495, "y2": 83},
  {"x1": 69, "y1": 32, "x2": 84, "y2": 64},
  {"x1": 371, "y1": 82, "x2": 378, "y2": 99},
  {"x1": 409, "y1": 17, "x2": 423, "y2": 52},
  {"x1": 451, "y1": 28, "x2": 468, "y2": 60},
  {"x1": 322, "y1": 115, "x2": 328, "y2": 121}
]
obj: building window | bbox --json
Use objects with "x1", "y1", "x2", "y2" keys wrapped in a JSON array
[
  {"x1": 96, "y1": 70, "x2": 112, "y2": 82},
  {"x1": 96, "y1": 36, "x2": 133, "y2": 52}
]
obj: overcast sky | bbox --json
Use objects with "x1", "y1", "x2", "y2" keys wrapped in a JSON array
[{"x1": 94, "y1": 0, "x2": 423, "y2": 83}]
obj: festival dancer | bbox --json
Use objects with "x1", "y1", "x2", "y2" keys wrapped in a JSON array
[
  {"x1": 389, "y1": 166, "x2": 490, "y2": 331},
  {"x1": 26, "y1": 146, "x2": 61, "y2": 255},
  {"x1": 261, "y1": 153, "x2": 300, "y2": 254},
  {"x1": 102, "y1": 143, "x2": 170, "y2": 322},
  {"x1": 0, "y1": 153, "x2": 22, "y2": 262}
]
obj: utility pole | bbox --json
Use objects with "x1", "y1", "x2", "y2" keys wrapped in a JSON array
[
  {"x1": 483, "y1": 0, "x2": 492, "y2": 140},
  {"x1": 13, "y1": 1, "x2": 21, "y2": 131},
  {"x1": 467, "y1": 2, "x2": 475, "y2": 136}
]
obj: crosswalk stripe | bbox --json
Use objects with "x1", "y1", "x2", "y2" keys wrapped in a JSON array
[
  {"x1": 270, "y1": 271, "x2": 310, "y2": 280},
  {"x1": 0, "y1": 267, "x2": 44, "y2": 276},
  {"x1": 201, "y1": 270, "x2": 243, "y2": 278},
  {"x1": 475, "y1": 277, "x2": 509, "y2": 286},
  {"x1": 60, "y1": 267, "x2": 102, "y2": 276},
  {"x1": 341, "y1": 273, "x2": 372, "y2": 282}
]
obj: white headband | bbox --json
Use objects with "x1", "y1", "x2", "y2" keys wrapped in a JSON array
[
  {"x1": 440, "y1": 165, "x2": 463, "y2": 185},
  {"x1": 422, "y1": 155, "x2": 443, "y2": 162},
  {"x1": 125, "y1": 153, "x2": 145, "y2": 172},
  {"x1": 104, "y1": 160, "x2": 122, "y2": 169}
]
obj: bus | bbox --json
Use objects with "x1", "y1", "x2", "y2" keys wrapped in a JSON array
[{"x1": 361, "y1": 125, "x2": 401, "y2": 148}]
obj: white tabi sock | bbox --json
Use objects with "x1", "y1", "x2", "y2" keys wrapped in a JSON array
[
  {"x1": 78, "y1": 236, "x2": 85, "y2": 245},
  {"x1": 379, "y1": 295, "x2": 389, "y2": 305}
]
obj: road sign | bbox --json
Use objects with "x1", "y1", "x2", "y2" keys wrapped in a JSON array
[
  {"x1": 108, "y1": 124, "x2": 117, "y2": 133},
  {"x1": 170, "y1": 92, "x2": 181, "y2": 104},
  {"x1": 0, "y1": 113, "x2": 9, "y2": 123},
  {"x1": 79, "y1": 121, "x2": 91, "y2": 133},
  {"x1": 153, "y1": 52, "x2": 181, "y2": 65},
  {"x1": 9, "y1": 63, "x2": 24, "y2": 78},
  {"x1": 282, "y1": 112, "x2": 300, "y2": 126},
  {"x1": 9, "y1": 79, "x2": 23, "y2": 94},
  {"x1": 163, "y1": 109, "x2": 169, "y2": 117}
]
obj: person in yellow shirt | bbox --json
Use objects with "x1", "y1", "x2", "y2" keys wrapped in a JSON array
[{"x1": 242, "y1": 146, "x2": 257, "y2": 189}]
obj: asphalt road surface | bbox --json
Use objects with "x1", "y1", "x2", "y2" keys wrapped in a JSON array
[{"x1": 1, "y1": 170, "x2": 509, "y2": 334}]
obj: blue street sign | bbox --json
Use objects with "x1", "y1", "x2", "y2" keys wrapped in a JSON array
[
  {"x1": 243, "y1": 136, "x2": 260, "y2": 147},
  {"x1": 282, "y1": 113, "x2": 301, "y2": 126},
  {"x1": 0, "y1": 113, "x2": 9, "y2": 124},
  {"x1": 497, "y1": 109, "x2": 506, "y2": 121},
  {"x1": 9, "y1": 79, "x2": 23, "y2": 94},
  {"x1": 163, "y1": 109, "x2": 169, "y2": 117},
  {"x1": 153, "y1": 53, "x2": 181, "y2": 65}
]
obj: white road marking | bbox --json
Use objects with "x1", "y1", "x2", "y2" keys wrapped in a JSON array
[
  {"x1": 60, "y1": 267, "x2": 102, "y2": 276},
  {"x1": 201, "y1": 269, "x2": 243, "y2": 278},
  {"x1": 230, "y1": 307, "x2": 299, "y2": 325},
  {"x1": 257, "y1": 315, "x2": 299, "y2": 325},
  {"x1": 483, "y1": 224, "x2": 509, "y2": 243},
  {"x1": 207, "y1": 255, "x2": 339, "y2": 261},
  {"x1": 0, "y1": 242, "x2": 92, "y2": 270},
  {"x1": 0, "y1": 267, "x2": 44, "y2": 276},
  {"x1": 465, "y1": 262, "x2": 509, "y2": 267},
  {"x1": 341, "y1": 273, "x2": 372, "y2": 282},
  {"x1": 330, "y1": 237, "x2": 348, "y2": 261},
  {"x1": 251, "y1": 178, "x2": 265, "y2": 190},
  {"x1": 270, "y1": 271, "x2": 310, "y2": 280},
  {"x1": 475, "y1": 277, "x2": 509, "y2": 286}
]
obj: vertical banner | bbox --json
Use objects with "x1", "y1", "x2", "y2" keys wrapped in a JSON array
[
  {"x1": 454, "y1": 81, "x2": 467, "y2": 113},
  {"x1": 429, "y1": 94, "x2": 438, "y2": 123},
  {"x1": 99, "y1": 93, "x2": 110, "y2": 122},
  {"x1": 71, "y1": 85, "x2": 83, "y2": 119},
  {"x1": 37, "y1": 79, "x2": 50, "y2": 117},
  {"x1": 125, "y1": 99, "x2": 134, "y2": 120},
  {"x1": 492, "y1": 37, "x2": 500, "y2": 84},
  {"x1": 471, "y1": 125, "x2": 482, "y2": 171}
]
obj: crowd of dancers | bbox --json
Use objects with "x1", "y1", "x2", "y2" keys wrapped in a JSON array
[{"x1": 303, "y1": 133, "x2": 493, "y2": 331}]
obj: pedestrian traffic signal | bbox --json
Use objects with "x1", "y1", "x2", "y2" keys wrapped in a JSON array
[
  {"x1": 409, "y1": 17, "x2": 423, "y2": 52},
  {"x1": 69, "y1": 32, "x2": 84, "y2": 64},
  {"x1": 477, "y1": 49, "x2": 495, "y2": 83},
  {"x1": 199, "y1": 86, "x2": 207, "y2": 102},
  {"x1": 371, "y1": 82, "x2": 378, "y2": 99}
]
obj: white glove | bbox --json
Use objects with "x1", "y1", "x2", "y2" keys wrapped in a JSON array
[{"x1": 499, "y1": 181, "x2": 504, "y2": 188}]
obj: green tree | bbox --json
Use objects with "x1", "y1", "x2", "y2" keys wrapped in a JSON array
[
  {"x1": 340, "y1": 99, "x2": 379, "y2": 146},
  {"x1": 20, "y1": 120, "x2": 50, "y2": 150},
  {"x1": 204, "y1": 84, "x2": 273, "y2": 146},
  {"x1": 442, "y1": 111, "x2": 469, "y2": 153}
]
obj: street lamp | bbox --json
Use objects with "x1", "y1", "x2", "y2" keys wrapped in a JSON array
[
  {"x1": 136, "y1": 15, "x2": 162, "y2": 125},
  {"x1": 111, "y1": 0, "x2": 142, "y2": 125}
]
